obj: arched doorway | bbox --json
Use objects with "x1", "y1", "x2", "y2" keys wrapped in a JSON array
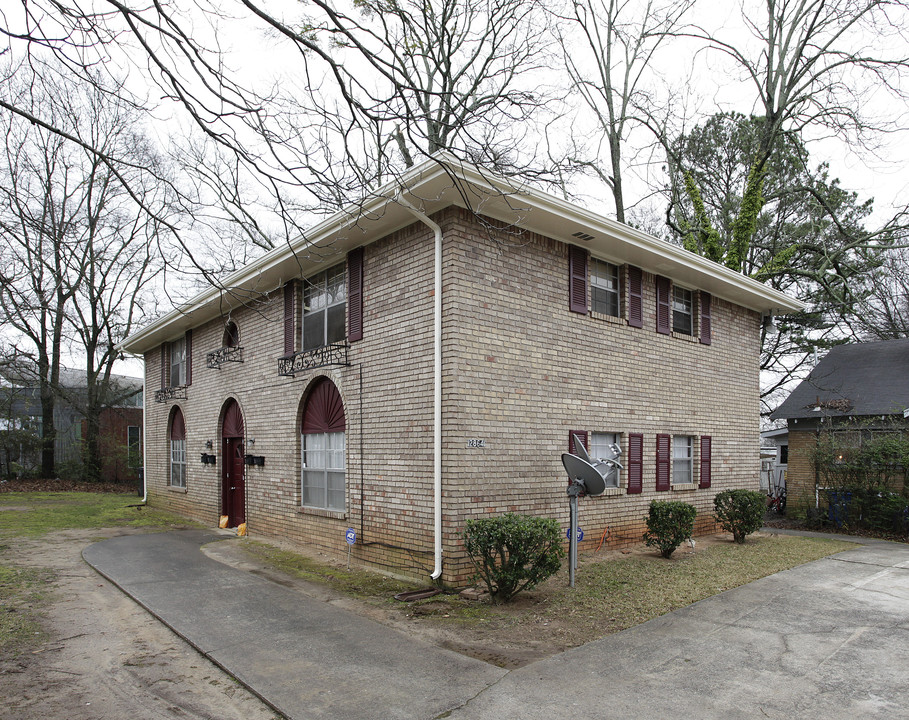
[{"x1": 221, "y1": 399, "x2": 245, "y2": 527}]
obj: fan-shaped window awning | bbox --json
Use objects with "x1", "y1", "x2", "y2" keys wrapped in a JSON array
[
  {"x1": 302, "y1": 378, "x2": 345, "y2": 434},
  {"x1": 170, "y1": 407, "x2": 186, "y2": 441},
  {"x1": 222, "y1": 399, "x2": 245, "y2": 438}
]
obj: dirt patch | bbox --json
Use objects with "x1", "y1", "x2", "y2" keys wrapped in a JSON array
[{"x1": 0, "y1": 529, "x2": 282, "y2": 720}]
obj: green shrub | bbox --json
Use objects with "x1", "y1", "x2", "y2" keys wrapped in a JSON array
[
  {"x1": 463, "y1": 513, "x2": 564, "y2": 603},
  {"x1": 642, "y1": 500, "x2": 697, "y2": 558},
  {"x1": 713, "y1": 489, "x2": 766, "y2": 543}
]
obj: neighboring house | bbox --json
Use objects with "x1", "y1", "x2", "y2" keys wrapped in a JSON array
[
  {"x1": 0, "y1": 366, "x2": 143, "y2": 482},
  {"x1": 769, "y1": 338, "x2": 909, "y2": 509},
  {"x1": 760, "y1": 427, "x2": 788, "y2": 495},
  {"x1": 119, "y1": 154, "x2": 801, "y2": 585}
]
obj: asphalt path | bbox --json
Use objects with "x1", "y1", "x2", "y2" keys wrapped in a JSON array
[{"x1": 84, "y1": 531, "x2": 909, "y2": 720}]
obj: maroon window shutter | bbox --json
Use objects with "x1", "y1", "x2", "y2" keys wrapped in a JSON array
[
  {"x1": 699, "y1": 436, "x2": 712, "y2": 488},
  {"x1": 699, "y1": 292, "x2": 712, "y2": 345},
  {"x1": 283, "y1": 281, "x2": 296, "y2": 355},
  {"x1": 568, "y1": 245, "x2": 588, "y2": 314},
  {"x1": 170, "y1": 407, "x2": 186, "y2": 441},
  {"x1": 627, "y1": 265, "x2": 643, "y2": 328},
  {"x1": 656, "y1": 277, "x2": 671, "y2": 335},
  {"x1": 569, "y1": 430, "x2": 588, "y2": 454},
  {"x1": 627, "y1": 433, "x2": 643, "y2": 494},
  {"x1": 222, "y1": 399, "x2": 245, "y2": 438},
  {"x1": 184, "y1": 330, "x2": 192, "y2": 386},
  {"x1": 302, "y1": 378, "x2": 346, "y2": 434},
  {"x1": 161, "y1": 343, "x2": 168, "y2": 389},
  {"x1": 348, "y1": 247, "x2": 364, "y2": 342},
  {"x1": 656, "y1": 433, "x2": 671, "y2": 491}
]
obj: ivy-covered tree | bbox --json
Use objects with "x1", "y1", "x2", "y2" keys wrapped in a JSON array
[{"x1": 666, "y1": 113, "x2": 891, "y2": 414}]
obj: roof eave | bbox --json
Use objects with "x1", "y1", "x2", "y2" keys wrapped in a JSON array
[{"x1": 119, "y1": 152, "x2": 804, "y2": 355}]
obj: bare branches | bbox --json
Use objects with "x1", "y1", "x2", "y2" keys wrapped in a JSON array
[
  {"x1": 686, "y1": 0, "x2": 909, "y2": 167},
  {"x1": 554, "y1": 0, "x2": 695, "y2": 222}
]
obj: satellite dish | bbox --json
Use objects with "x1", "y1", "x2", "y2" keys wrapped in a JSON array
[{"x1": 561, "y1": 453, "x2": 608, "y2": 496}]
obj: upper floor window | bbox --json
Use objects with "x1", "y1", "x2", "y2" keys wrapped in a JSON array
[
  {"x1": 170, "y1": 337, "x2": 186, "y2": 387},
  {"x1": 672, "y1": 286, "x2": 693, "y2": 335},
  {"x1": 223, "y1": 321, "x2": 239, "y2": 348},
  {"x1": 303, "y1": 264, "x2": 346, "y2": 352},
  {"x1": 590, "y1": 259, "x2": 621, "y2": 318}
]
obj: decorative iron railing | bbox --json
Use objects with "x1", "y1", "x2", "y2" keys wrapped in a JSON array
[
  {"x1": 207, "y1": 345, "x2": 244, "y2": 369},
  {"x1": 278, "y1": 342, "x2": 350, "y2": 377},
  {"x1": 153, "y1": 385, "x2": 188, "y2": 403}
]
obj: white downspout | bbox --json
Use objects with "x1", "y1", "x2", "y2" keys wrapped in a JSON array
[{"x1": 397, "y1": 195, "x2": 443, "y2": 581}]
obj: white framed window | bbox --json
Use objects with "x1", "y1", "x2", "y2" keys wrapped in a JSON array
[
  {"x1": 169, "y1": 408, "x2": 186, "y2": 488},
  {"x1": 170, "y1": 438, "x2": 186, "y2": 488},
  {"x1": 591, "y1": 431, "x2": 622, "y2": 487},
  {"x1": 673, "y1": 435, "x2": 693, "y2": 485},
  {"x1": 302, "y1": 431, "x2": 345, "y2": 510},
  {"x1": 128, "y1": 425, "x2": 141, "y2": 468},
  {"x1": 590, "y1": 259, "x2": 621, "y2": 317},
  {"x1": 170, "y1": 337, "x2": 186, "y2": 387},
  {"x1": 303, "y1": 263, "x2": 347, "y2": 352},
  {"x1": 672, "y1": 286, "x2": 693, "y2": 335}
]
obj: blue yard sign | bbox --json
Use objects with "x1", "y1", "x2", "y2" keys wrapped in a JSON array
[
  {"x1": 345, "y1": 528, "x2": 356, "y2": 545},
  {"x1": 566, "y1": 527, "x2": 583, "y2": 542}
]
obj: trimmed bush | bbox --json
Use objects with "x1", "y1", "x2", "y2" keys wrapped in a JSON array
[
  {"x1": 642, "y1": 500, "x2": 697, "y2": 558},
  {"x1": 463, "y1": 513, "x2": 564, "y2": 603},
  {"x1": 713, "y1": 489, "x2": 766, "y2": 543}
]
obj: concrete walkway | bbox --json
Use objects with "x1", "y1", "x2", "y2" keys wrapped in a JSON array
[
  {"x1": 83, "y1": 531, "x2": 506, "y2": 720},
  {"x1": 84, "y1": 531, "x2": 909, "y2": 720}
]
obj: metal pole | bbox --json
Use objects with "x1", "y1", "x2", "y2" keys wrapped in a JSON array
[{"x1": 569, "y1": 493, "x2": 578, "y2": 588}]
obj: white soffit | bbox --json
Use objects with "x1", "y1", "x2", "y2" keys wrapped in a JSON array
[{"x1": 119, "y1": 154, "x2": 803, "y2": 355}]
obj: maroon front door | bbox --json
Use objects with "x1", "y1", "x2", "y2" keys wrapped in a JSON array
[
  {"x1": 220, "y1": 399, "x2": 246, "y2": 527},
  {"x1": 222, "y1": 437, "x2": 245, "y2": 527}
]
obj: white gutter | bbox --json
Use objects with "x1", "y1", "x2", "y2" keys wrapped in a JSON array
[{"x1": 397, "y1": 195, "x2": 443, "y2": 582}]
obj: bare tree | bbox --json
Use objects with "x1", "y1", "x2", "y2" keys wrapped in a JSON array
[
  {"x1": 851, "y1": 245, "x2": 909, "y2": 340},
  {"x1": 693, "y1": 0, "x2": 909, "y2": 173},
  {"x1": 3, "y1": 0, "x2": 557, "y2": 205},
  {"x1": 0, "y1": 63, "x2": 166, "y2": 480},
  {"x1": 554, "y1": 0, "x2": 694, "y2": 222}
]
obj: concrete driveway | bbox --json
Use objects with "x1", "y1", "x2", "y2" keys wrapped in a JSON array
[
  {"x1": 85, "y1": 532, "x2": 909, "y2": 719},
  {"x1": 444, "y1": 540, "x2": 909, "y2": 720}
]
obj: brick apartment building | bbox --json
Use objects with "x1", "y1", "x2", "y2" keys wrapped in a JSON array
[{"x1": 119, "y1": 154, "x2": 801, "y2": 585}]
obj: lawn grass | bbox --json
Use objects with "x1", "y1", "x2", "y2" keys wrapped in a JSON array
[
  {"x1": 241, "y1": 532, "x2": 857, "y2": 650},
  {"x1": 242, "y1": 541, "x2": 414, "y2": 597},
  {"x1": 551, "y1": 534, "x2": 857, "y2": 635},
  {"x1": 0, "y1": 492, "x2": 202, "y2": 536}
]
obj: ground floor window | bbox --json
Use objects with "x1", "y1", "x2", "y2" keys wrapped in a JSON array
[
  {"x1": 302, "y1": 431, "x2": 345, "y2": 510},
  {"x1": 169, "y1": 408, "x2": 186, "y2": 488},
  {"x1": 300, "y1": 377, "x2": 347, "y2": 511},
  {"x1": 128, "y1": 425, "x2": 142, "y2": 468},
  {"x1": 673, "y1": 435, "x2": 693, "y2": 485},
  {"x1": 591, "y1": 431, "x2": 622, "y2": 487}
]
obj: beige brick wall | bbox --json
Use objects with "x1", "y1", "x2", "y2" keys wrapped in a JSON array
[
  {"x1": 144, "y1": 207, "x2": 763, "y2": 585},
  {"x1": 784, "y1": 427, "x2": 818, "y2": 512}
]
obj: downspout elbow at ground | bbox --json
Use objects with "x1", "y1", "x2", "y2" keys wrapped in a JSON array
[{"x1": 396, "y1": 194, "x2": 444, "y2": 582}]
